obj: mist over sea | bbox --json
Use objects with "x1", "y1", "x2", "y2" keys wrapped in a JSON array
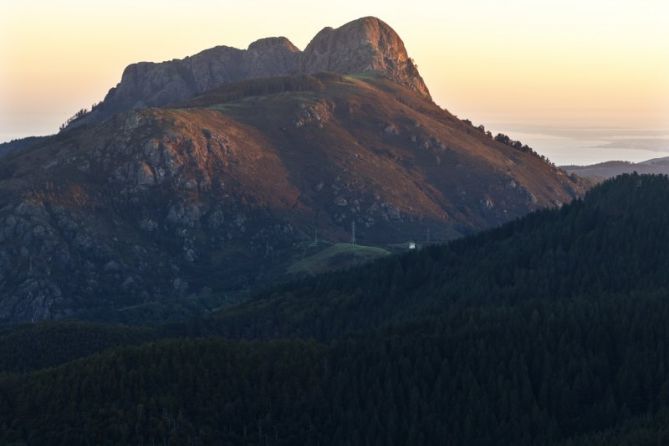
[{"x1": 491, "y1": 124, "x2": 669, "y2": 166}]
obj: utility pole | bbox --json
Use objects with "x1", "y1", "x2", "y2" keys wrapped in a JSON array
[
  {"x1": 351, "y1": 220, "x2": 356, "y2": 245},
  {"x1": 313, "y1": 210, "x2": 320, "y2": 246}
]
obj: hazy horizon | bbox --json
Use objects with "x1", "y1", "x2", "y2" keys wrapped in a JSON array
[
  {"x1": 2, "y1": 0, "x2": 667, "y2": 165},
  {"x1": 484, "y1": 123, "x2": 669, "y2": 166}
]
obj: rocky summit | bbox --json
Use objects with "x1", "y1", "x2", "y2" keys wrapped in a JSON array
[
  {"x1": 0, "y1": 18, "x2": 587, "y2": 323},
  {"x1": 301, "y1": 17, "x2": 430, "y2": 98},
  {"x1": 71, "y1": 17, "x2": 430, "y2": 128}
]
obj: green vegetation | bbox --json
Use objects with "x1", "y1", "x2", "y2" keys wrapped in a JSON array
[
  {"x1": 209, "y1": 173, "x2": 669, "y2": 340},
  {"x1": 90, "y1": 292, "x2": 241, "y2": 326},
  {"x1": 2, "y1": 174, "x2": 669, "y2": 444},
  {"x1": 5, "y1": 290, "x2": 669, "y2": 444},
  {"x1": 188, "y1": 74, "x2": 333, "y2": 107},
  {"x1": 58, "y1": 108, "x2": 89, "y2": 131},
  {"x1": 0, "y1": 322, "x2": 154, "y2": 373},
  {"x1": 0, "y1": 340, "x2": 324, "y2": 445},
  {"x1": 287, "y1": 242, "x2": 390, "y2": 275}
]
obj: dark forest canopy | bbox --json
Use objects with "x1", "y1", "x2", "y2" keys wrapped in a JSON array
[{"x1": 2, "y1": 173, "x2": 669, "y2": 445}]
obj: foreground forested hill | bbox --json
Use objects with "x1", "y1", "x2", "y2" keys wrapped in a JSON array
[
  {"x1": 1, "y1": 174, "x2": 669, "y2": 445},
  {"x1": 4, "y1": 291, "x2": 669, "y2": 445}
]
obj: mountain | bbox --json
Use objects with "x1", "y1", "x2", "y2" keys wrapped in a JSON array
[
  {"x1": 0, "y1": 136, "x2": 49, "y2": 159},
  {"x1": 1, "y1": 174, "x2": 669, "y2": 445},
  {"x1": 201, "y1": 173, "x2": 669, "y2": 340},
  {"x1": 68, "y1": 17, "x2": 430, "y2": 128},
  {"x1": 301, "y1": 16, "x2": 430, "y2": 98},
  {"x1": 0, "y1": 18, "x2": 586, "y2": 323},
  {"x1": 561, "y1": 156, "x2": 669, "y2": 182},
  {"x1": 0, "y1": 74, "x2": 584, "y2": 323}
]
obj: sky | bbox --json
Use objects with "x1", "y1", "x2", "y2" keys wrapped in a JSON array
[{"x1": 1, "y1": 0, "x2": 668, "y2": 165}]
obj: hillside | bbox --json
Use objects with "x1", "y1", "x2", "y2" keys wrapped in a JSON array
[
  {"x1": 562, "y1": 156, "x2": 669, "y2": 182},
  {"x1": 1, "y1": 175, "x2": 669, "y2": 445},
  {"x1": 0, "y1": 70, "x2": 584, "y2": 323},
  {"x1": 4, "y1": 294, "x2": 669, "y2": 445},
  {"x1": 286, "y1": 243, "x2": 391, "y2": 276},
  {"x1": 0, "y1": 173, "x2": 658, "y2": 370},
  {"x1": 208, "y1": 173, "x2": 669, "y2": 340},
  {"x1": 0, "y1": 321, "x2": 154, "y2": 373},
  {"x1": 0, "y1": 136, "x2": 49, "y2": 159}
]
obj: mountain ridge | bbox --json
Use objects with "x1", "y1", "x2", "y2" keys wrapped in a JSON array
[
  {"x1": 562, "y1": 156, "x2": 669, "y2": 182},
  {"x1": 69, "y1": 16, "x2": 430, "y2": 128}
]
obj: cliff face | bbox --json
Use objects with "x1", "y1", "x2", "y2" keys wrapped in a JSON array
[
  {"x1": 99, "y1": 37, "x2": 301, "y2": 115},
  {"x1": 302, "y1": 17, "x2": 430, "y2": 98},
  {"x1": 73, "y1": 17, "x2": 429, "y2": 127}
]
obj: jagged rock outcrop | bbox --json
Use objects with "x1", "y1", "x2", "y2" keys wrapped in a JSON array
[
  {"x1": 302, "y1": 17, "x2": 429, "y2": 98},
  {"x1": 94, "y1": 37, "x2": 301, "y2": 116},
  {"x1": 71, "y1": 17, "x2": 429, "y2": 128}
]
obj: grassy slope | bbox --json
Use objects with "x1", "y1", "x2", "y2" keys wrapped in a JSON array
[{"x1": 287, "y1": 243, "x2": 391, "y2": 275}]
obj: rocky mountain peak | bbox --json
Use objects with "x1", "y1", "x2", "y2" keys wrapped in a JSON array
[
  {"x1": 247, "y1": 36, "x2": 299, "y2": 52},
  {"x1": 243, "y1": 36, "x2": 301, "y2": 78},
  {"x1": 70, "y1": 17, "x2": 431, "y2": 128},
  {"x1": 303, "y1": 17, "x2": 430, "y2": 99}
]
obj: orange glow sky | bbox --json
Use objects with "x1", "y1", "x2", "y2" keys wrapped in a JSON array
[{"x1": 1, "y1": 0, "x2": 668, "y2": 164}]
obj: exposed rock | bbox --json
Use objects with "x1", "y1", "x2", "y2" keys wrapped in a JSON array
[
  {"x1": 384, "y1": 124, "x2": 400, "y2": 135},
  {"x1": 69, "y1": 17, "x2": 429, "y2": 128},
  {"x1": 302, "y1": 17, "x2": 430, "y2": 99},
  {"x1": 243, "y1": 37, "x2": 301, "y2": 78}
]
